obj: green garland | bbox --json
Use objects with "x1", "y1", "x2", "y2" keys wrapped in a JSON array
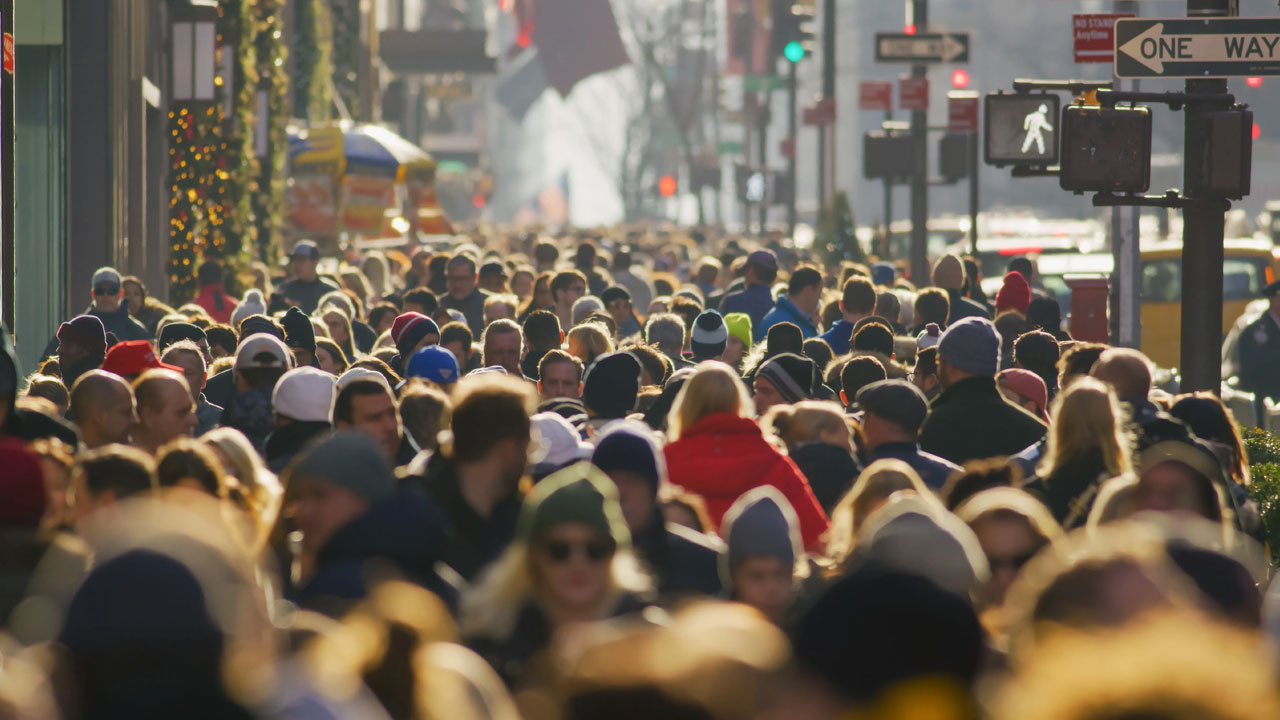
[
  {"x1": 252, "y1": 0, "x2": 291, "y2": 262},
  {"x1": 330, "y1": 0, "x2": 361, "y2": 118},
  {"x1": 167, "y1": 0, "x2": 295, "y2": 299},
  {"x1": 292, "y1": 0, "x2": 334, "y2": 123}
]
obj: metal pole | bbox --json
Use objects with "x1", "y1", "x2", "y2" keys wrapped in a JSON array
[
  {"x1": 968, "y1": 132, "x2": 978, "y2": 256},
  {"x1": 909, "y1": 0, "x2": 929, "y2": 283},
  {"x1": 819, "y1": 0, "x2": 836, "y2": 212},
  {"x1": 758, "y1": 89, "x2": 769, "y2": 232},
  {"x1": 1180, "y1": 0, "x2": 1232, "y2": 392},
  {"x1": 1113, "y1": 0, "x2": 1141, "y2": 349},
  {"x1": 884, "y1": 109, "x2": 894, "y2": 257},
  {"x1": 787, "y1": 60, "x2": 798, "y2": 234}
]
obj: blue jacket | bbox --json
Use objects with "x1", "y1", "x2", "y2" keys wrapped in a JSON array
[
  {"x1": 820, "y1": 320, "x2": 856, "y2": 356},
  {"x1": 756, "y1": 296, "x2": 818, "y2": 342},
  {"x1": 720, "y1": 283, "x2": 774, "y2": 328},
  {"x1": 867, "y1": 441, "x2": 963, "y2": 491}
]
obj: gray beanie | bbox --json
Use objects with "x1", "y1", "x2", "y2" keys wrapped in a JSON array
[
  {"x1": 289, "y1": 430, "x2": 395, "y2": 504},
  {"x1": 937, "y1": 316, "x2": 1000, "y2": 378},
  {"x1": 719, "y1": 486, "x2": 802, "y2": 589}
]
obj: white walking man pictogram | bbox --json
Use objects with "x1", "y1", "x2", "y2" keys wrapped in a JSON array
[{"x1": 1021, "y1": 104, "x2": 1053, "y2": 155}]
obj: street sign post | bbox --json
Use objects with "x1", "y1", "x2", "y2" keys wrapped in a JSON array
[
  {"x1": 900, "y1": 76, "x2": 929, "y2": 111},
  {"x1": 1074, "y1": 13, "x2": 1133, "y2": 64},
  {"x1": 875, "y1": 32, "x2": 969, "y2": 64},
  {"x1": 1114, "y1": 18, "x2": 1280, "y2": 78},
  {"x1": 859, "y1": 81, "x2": 892, "y2": 111}
]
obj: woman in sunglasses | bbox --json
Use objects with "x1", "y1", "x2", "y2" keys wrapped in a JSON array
[
  {"x1": 461, "y1": 462, "x2": 651, "y2": 692},
  {"x1": 954, "y1": 487, "x2": 1062, "y2": 618}
]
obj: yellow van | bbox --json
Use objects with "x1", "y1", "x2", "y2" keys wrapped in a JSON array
[{"x1": 1140, "y1": 239, "x2": 1279, "y2": 370}]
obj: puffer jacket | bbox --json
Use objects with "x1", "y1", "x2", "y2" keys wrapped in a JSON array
[{"x1": 664, "y1": 413, "x2": 829, "y2": 550}]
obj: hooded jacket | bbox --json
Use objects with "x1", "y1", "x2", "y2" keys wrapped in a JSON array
[
  {"x1": 918, "y1": 376, "x2": 1047, "y2": 465},
  {"x1": 42, "y1": 304, "x2": 151, "y2": 359},
  {"x1": 291, "y1": 487, "x2": 456, "y2": 617},
  {"x1": 1, "y1": 325, "x2": 79, "y2": 445},
  {"x1": 664, "y1": 413, "x2": 829, "y2": 550},
  {"x1": 756, "y1": 296, "x2": 818, "y2": 342}
]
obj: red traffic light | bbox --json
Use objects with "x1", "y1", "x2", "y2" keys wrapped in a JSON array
[
  {"x1": 472, "y1": 193, "x2": 487, "y2": 208},
  {"x1": 1254, "y1": 123, "x2": 1262, "y2": 140},
  {"x1": 951, "y1": 69, "x2": 970, "y2": 89},
  {"x1": 1246, "y1": 77, "x2": 1263, "y2": 88},
  {"x1": 658, "y1": 174, "x2": 678, "y2": 197},
  {"x1": 903, "y1": 24, "x2": 917, "y2": 36}
]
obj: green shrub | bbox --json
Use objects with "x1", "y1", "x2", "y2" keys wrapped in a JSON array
[
  {"x1": 1243, "y1": 426, "x2": 1280, "y2": 466},
  {"x1": 1243, "y1": 428, "x2": 1280, "y2": 556}
]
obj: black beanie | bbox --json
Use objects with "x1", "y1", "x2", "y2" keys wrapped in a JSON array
[
  {"x1": 757, "y1": 352, "x2": 817, "y2": 404},
  {"x1": 157, "y1": 322, "x2": 206, "y2": 351},
  {"x1": 765, "y1": 322, "x2": 804, "y2": 357},
  {"x1": 238, "y1": 315, "x2": 282, "y2": 341},
  {"x1": 281, "y1": 307, "x2": 316, "y2": 354},
  {"x1": 396, "y1": 316, "x2": 440, "y2": 358},
  {"x1": 582, "y1": 351, "x2": 642, "y2": 419},
  {"x1": 690, "y1": 310, "x2": 728, "y2": 360}
]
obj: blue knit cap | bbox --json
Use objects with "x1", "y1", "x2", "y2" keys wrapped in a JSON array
[{"x1": 937, "y1": 316, "x2": 1000, "y2": 378}]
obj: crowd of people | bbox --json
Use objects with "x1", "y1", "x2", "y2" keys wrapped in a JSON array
[{"x1": 0, "y1": 229, "x2": 1278, "y2": 719}]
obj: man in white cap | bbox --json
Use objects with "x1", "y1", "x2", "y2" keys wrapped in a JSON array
[{"x1": 266, "y1": 366, "x2": 335, "y2": 472}]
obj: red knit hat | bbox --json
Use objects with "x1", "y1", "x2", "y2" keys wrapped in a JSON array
[
  {"x1": 0, "y1": 439, "x2": 46, "y2": 527},
  {"x1": 995, "y1": 271, "x2": 1032, "y2": 314},
  {"x1": 101, "y1": 340, "x2": 181, "y2": 378},
  {"x1": 390, "y1": 312, "x2": 431, "y2": 344}
]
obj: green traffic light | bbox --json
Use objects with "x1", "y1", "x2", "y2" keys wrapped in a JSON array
[{"x1": 783, "y1": 40, "x2": 805, "y2": 63}]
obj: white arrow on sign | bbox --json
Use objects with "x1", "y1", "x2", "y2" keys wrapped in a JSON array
[
  {"x1": 878, "y1": 34, "x2": 967, "y2": 62},
  {"x1": 1119, "y1": 22, "x2": 1280, "y2": 73}
]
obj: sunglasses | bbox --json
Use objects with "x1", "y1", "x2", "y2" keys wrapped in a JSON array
[
  {"x1": 543, "y1": 538, "x2": 615, "y2": 564},
  {"x1": 94, "y1": 284, "x2": 121, "y2": 296}
]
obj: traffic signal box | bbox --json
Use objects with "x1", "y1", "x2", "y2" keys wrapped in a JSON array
[
  {"x1": 939, "y1": 134, "x2": 970, "y2": 181},
  {"x1": 1203, "y1": 110, "x2": 1253, "y2": 200},
  {"x1": 864, "y1": 130, "x2": 913, "y2": 180},
  {"x1": 1059, "y1": 105, "x2": 1152, "y2": 194}
]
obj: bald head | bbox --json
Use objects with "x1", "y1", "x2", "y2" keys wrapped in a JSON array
[
  {"x1": 1090, "y1": 348, "x2": 1153, "y2": 404},
  {"x1": 70, "y1": 370, "x2": 136, "y2": 448},
  {"x1": 132, "y1": 369, "x2": 196, "y2": 452}
]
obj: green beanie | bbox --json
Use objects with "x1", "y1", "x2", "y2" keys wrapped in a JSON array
[
  {"x1": 723, "y1": 312, "x2": 753, "y2": 350},
  {"x1": 517, "y1": 462, "x2": 631, "y2": 551}
]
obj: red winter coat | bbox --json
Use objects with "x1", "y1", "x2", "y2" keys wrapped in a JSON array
[
  {"x1": 193, "y1": 284, "x2": 238, "y2": 325},
  {"x1": 664, "y1": 413, "x2": 830, "y2": 550}
]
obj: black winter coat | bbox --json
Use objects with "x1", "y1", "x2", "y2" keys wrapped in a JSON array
[
  {"x1": 290, "y1": 487, "x2": 456, "y2": 617},
  {"x1": 919, "y1": 376, "x2": 1047, "y2": 465},
  {"x1": 632, "y1": 510, "x2": 723, "y2": 598}
]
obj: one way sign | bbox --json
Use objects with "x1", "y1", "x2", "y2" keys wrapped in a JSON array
[
  {"x1": 1115, "y1": 18, "x2": 1280, "y2": 78},
  {"x1": 875, "y1": 32, "x2": 970, "y2": 64}
]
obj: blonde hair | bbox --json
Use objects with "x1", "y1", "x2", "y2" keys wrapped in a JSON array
[
  {"x1": 459, "y1": 541, "x2": 650, "y2": 641},
  {"x1": 667, "y1": 362, "x2": 754, "y2": 441},
  {"x1": 566, "y1": 323, "x2": 615, "y2": 366},
  {"x1": 1037, "y1": 377, "x2": 1133, "y2": 480},
  {"x1": 202, "y1": 427, "x2": 283, "y2": 556},
  {"x1": 760, "y1": 400, "x2": 851, "y2": 451},
  {"x1": 825, "y1": 459, "x2": 932, "y2": 567}
]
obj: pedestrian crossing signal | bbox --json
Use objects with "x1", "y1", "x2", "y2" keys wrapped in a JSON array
[
  {"x1": 1059, "y1": 105, "x2": 1152, "y2": 194},
  {"x1": 984, "y1": 93, "x2": 1060, "y2": 167}
]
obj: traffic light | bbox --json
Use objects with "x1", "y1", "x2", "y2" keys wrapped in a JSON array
[
  {"x1": 951, "y1": 69, "x2": 970, "y2": 89},
  {"x1": 772, "y1": 0, "x2": 815, "y2": 62},
  {"x1": 658, "y1": 174, "x2": 678, "y2": 198},
  {"x1": 1059, "y1": 105, "x2": 1152, "y2": 194},
  {"x1": 939, "y1": 133, "x2": 970, "y2": 181},
  {"x1": 984, "y1": 93, "x2": 1060, "y2": 167}
]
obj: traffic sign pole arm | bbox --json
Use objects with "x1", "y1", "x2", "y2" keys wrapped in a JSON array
[
  {"x1": 1095, "y1": 89, "x2": 1237, "y2": 109},
  {"x1": 1012, "y1": 78, "x2": 1113, "y2": 94},
  {"x1": 1091, "y1": 190, "x2": 1202, "y2": 209}
]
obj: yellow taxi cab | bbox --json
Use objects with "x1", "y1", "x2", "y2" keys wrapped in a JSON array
[{"x1": 1140, "y1": 238, "x2": 1279, "y2": 370}]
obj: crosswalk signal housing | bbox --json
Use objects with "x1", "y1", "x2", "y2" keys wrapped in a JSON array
[
  {"x1": 1059, "y1": 105, "x2": 1152, "y2": 194},
  {"x1": 984, "y1": 93, "x2": 1060, "y2": 167},
  {"x1": 864, "y1": 130, "x2": 913, "y2": 181},
  {"x1": 939, "y1": 133, "x2": 970, "y2": 182},
  {"x1": 1203, "y1": 109, "x2": 1253, "y2": 200}
]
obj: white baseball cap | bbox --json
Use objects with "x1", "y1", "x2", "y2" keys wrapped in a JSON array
[{"x1": 273, "y1": 367, "x2": 336, "y2": 423}]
